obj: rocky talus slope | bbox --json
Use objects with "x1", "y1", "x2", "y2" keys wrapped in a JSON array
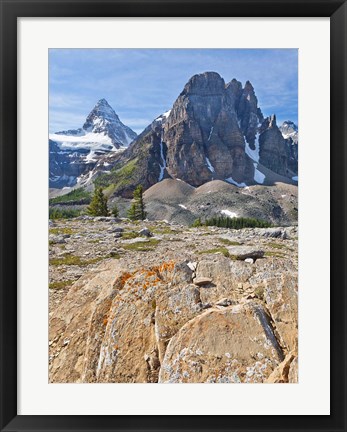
[{"x1": 49, "y1": 218, "x2": 298, "y2": 383}]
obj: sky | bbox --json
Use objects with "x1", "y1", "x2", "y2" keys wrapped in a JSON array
[{"x1": 49, "y1": 49, "x2": 298, "y2": 135}]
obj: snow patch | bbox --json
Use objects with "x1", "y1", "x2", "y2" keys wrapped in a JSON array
[
  {"x1": 253, "y1": 163, "x2": 265, "y2": 184},
  {"x1": 158, "y1": 133, "x2": 167, "y2": 181},
  {"x1": 205, "y1": 157, "x2": 215, "y2": 173},
  {"x1": 221, "y1": 209, "x2": 238, "y2": 218},
  {"x1": 292, "y1": 176, "x2": 298, "y2": 181},
  {"x1": 124, "y1": 130, "x2": 135, "y2": 145},
  {"x1": 225, "y1": 177, "x2": 247, "y2": 188},
  {"x1": 85, "y1": 151, "x2": 97, "y2": 162},
  {"x1": 245, "y1": 133, "x2": 260, "y2": 163},
  {"x1": 178, "y1": 204, "x2": 188, "y2": 210},
  {"x1": 50, "y1": 132, "x2": 126, "y2": 153},
  {"x1": 163, "y1": 110, "x2": 171, "y2": 119},
  {"x1": 208, "y1": 126, "x2": 214, "y2": 141}
]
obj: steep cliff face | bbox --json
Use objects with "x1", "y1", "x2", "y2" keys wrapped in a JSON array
[
  {"x1": 235, "y1": 79, "x2": 264, "y2": 149},
  {"x1": 259, "y1": 115, "x2": 298, "y2": 178},
  {"x1": 162, "y1": 72, "x2": 255, "y2": 186}
]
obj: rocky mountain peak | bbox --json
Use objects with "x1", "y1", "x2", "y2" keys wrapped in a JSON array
[
  {"x1": 49, "y1": 99, "x2": 137, "y2": 188},
  {"x1": 83, "y1": 98, "x2": 120, "y2": 130},
  {"x1": 279, "y1": 121, "x2": 298, "y2": 144},
  {"x1": 181, "y1": 72, "x2": 225, "y2": 96},
  {"x1": 80, "y1": 99, "x2": 137, "y2": 148},
  {"x1": 236, "y1": 80, "x2": 263, "y2": 149}
]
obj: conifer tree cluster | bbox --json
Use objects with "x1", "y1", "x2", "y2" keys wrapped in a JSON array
[
  {"x1": 85, "y1": 184, "x2": 146, "y2": 220},
  {"x1": 193, "y1": 215, "x2": 272, "y2": 229}
]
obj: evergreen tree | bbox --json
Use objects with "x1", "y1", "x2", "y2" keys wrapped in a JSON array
[
  {"x1": 127, "y1": 185, "x2": 147, "y2": 220},
  {"x1": 111, "y1": 204, "x2": 119, "y2": 218},
  {"x1": 86, "y1": 187, "x2": 110, "y2": 216}
]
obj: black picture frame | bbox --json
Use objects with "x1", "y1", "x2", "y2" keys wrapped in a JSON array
[{"x1": 1, "y1": 1, "x2": 346, "y2": 431}]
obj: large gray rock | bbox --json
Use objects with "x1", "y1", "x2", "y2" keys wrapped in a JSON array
[{"x1": 227, "y1": 246, "x2": 264, "y2": 260}]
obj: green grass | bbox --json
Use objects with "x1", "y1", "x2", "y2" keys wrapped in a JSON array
[
  {"x1": 49, "y1": 279, "x2": 75, "y2": 290},
  {"x1": 121, "y1": 231, "x2": 140, "y2": 240},
  {"x1": 264, "y1": 251, "x2": 285, "y2": 258},
  {"x1": 50, "y1": 253, "x2": 105, "y2": 266},
  {"x1": 49, "y1": 227, "x2": 75, "y2": 235},
  {"x1": 218, "y1": 238, "x2": 241, "y2": 246},
  {"x1": 49, "y1": 188, "x2": 91, "y2": 205},
  {"x1": 267, "y1": 242, "x2": 286, "y2": 249},
  {"x1": 123, "y1": 238, "x2": 160, "y2": 252},
  {"x1": 198, "y1": 247, "x2": 230, "y2": 258},
  {"x1": 102, "y1": 184, "x2": 117, "y2": 198},
  {"x1": 109, "y1": 251, "x2": 121, "y2": 259},
  {"x1": 94, "y1": 158, "x2": 138, "y2": 189},
  {"x1": 151, "y1": 227, "x2": 177, "y2": 235}
]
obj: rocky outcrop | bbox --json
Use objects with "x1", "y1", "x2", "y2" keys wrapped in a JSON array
[
  {"x1": 236, "y1": 80, "x2": 263, "y2": 149},
  {"x1": 259, "y1": 115, "x2": 298, "y2": 177},
  {"x1": 159, "y1": 303, "x2": 284, "y2": 383},
  {"x1": 163, "y1": 72, "x2": 255, "y2": 186},
  {"x1": 49, "y1": 228, "x2": 298, "y2": 383}
]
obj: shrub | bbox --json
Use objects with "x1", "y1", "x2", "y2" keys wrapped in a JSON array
[{"x1": 191, "y1": 218, "x2": 202, "y2": 227}]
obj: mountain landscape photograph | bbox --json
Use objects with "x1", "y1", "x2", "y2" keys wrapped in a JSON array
[{"x1": 49, "y1": 49, "x2": 298, "y2": 383}]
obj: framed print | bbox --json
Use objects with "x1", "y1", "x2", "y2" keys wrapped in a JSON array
[{"x1": 1, "y1": 0, "x2": 346, "y2": 431}]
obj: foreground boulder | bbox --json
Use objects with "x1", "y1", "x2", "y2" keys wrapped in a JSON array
[
  {"x1": 159, "y1": 302, "x2": 284, "y2": 383},
  {"x1": 49, "y1": 254, "x2": 297, "y2": 383}
]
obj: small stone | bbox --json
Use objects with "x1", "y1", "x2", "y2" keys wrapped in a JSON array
[
  {"x1": 138, "y1": 228, "x2": 153, "y2": 237},
  {"x1": 193, "y1": 277, "x2": 212, "y2": 286},
  {"x1": 245, "y1": 258, "x2": 254, "y2": 264},
  {"x1": 62, "y1": 339, "x2": 70, "y2": 347},
  {"x1": 110, "y1": 227, "x2": 124, "y2": 233},
  {"x1": 215, "y1": 298, "x2": 231, "y2": 307},
  {"x1": 187, "y1": 261, "x2": 197, "y2": 271},
  {"x1": 49, "y1": 235, "x2": 66, "y2": 244},
  {"x1": 262, "y1": 228, "x2": 282, "y2": 238}
]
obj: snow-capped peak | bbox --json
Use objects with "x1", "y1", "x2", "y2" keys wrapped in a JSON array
[
  {"x1": 279, "y1": 120, "x2": 298, "y2": 143},
  {"x1": 53, "y1": 99, "x2": 137, "y2": 148}
]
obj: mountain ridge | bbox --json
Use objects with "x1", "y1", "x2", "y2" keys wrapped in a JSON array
[
  {"x1": 92, "y1": 72, "x2": 298, "y2": 198},
  {"x1": 49, "y1": 72, "x2": 298, "y2": 196}
]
